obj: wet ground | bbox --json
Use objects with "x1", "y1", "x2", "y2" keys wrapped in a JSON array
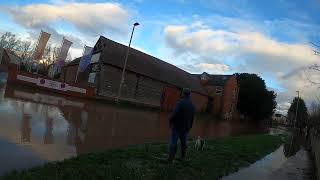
[
  {"x1": 0, "y1": 83, "x2": 261, "y2": 175},
  {"x1": 221, "y1": 131, "x2": 313, "y2": 180}
]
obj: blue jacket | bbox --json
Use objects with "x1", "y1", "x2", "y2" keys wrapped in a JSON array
[{"x1": 169, "y1": 96, "x2": 195, "y2": 132}]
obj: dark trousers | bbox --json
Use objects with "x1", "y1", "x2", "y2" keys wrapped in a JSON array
[{"x1": 168, "y1": 129, "x2": 188, "y2": 160}]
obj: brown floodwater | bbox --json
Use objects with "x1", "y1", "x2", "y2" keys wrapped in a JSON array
[{"x1": 0, "y1": 82, "x2": 260, "y2": 175}]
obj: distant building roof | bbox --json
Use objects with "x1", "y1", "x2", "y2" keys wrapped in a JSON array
[
  {"x1": 207, "y1": 75, "x2": 233, "y2": 86},
  {"x1": 67, "y1": 57, "x2": 81, "y2": 66},
  {"x1": 193, "y1": 73, "x2": 233, "y2": 86},
  {"x1": 97, "y1": 36, "x2": 207, "y2": 95},
  {"x1": 0, "y1": 47, "x2": 21, "y2": 65},
  {"x1": 5, "y1": 49, "x2": 21, "y2": 65}
]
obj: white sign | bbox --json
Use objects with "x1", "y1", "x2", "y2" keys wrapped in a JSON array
[
  {"x1": 17, "y1": 75, "x2": 38, "y2": 83},
  {"x1": 36, "y1": 78, "x2": 68, "y2": 91},
  {"x1": 88, "y1": 73, "x2": 96, "y2": 83},
  {"x1": 68, "y1": 86, "x2": 86, "y2": 94},
  {"x1": 90, "y1": 53, "x2": 101, "y2": 64},
  {"x1": 16, "y1": 74, "x2": 87, "y2": 94}
]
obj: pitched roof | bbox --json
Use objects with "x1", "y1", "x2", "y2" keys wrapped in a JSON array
[
  {"x1": 193, "y1": 73, "x2": 233, "y2": 86},
  {"x1": 207, "y1": 75, "x2": 232, "y2": 86},
  {"x1": 67, "y1": 57, "x2": 81, "y2": 66},
  {"x1": 0, "y1": 47, "x2": 21, "y2": 65},
  {"x1": 4, "y1": 49, "x2": 21, "y2": 64},
  {"x1": 98, "y1": 36, "x2": 207, "y2": 95}
]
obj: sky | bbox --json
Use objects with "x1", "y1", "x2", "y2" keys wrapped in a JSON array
[{"x1": 0, "y1": 0, "x2": 320, "y2": 114}]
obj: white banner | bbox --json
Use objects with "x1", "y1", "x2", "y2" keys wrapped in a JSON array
[
  {"x1": 78, "y1": 46, "x2": 93, "y2": 72},
  {"x1": 83, "y1": 46, "x2": 93, "y2": 56},
  {"x1": 56, "y1": 38, "x2": 73, "y2": 67},
  {"x1": 33, "y1": 31, "x2": 51, "y2": 61}
]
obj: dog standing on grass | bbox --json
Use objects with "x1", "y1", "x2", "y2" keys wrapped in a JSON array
[{"x1": 195, "y1": 136, "x2": 205, "y2": 150}]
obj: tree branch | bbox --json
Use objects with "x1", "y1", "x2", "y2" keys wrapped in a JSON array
[{"x1": 304, "y1": 68, "x2": 320, "y2": 85}]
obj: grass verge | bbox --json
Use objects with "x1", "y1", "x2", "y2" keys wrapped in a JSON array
[{"x1": 1, "y1": 134, "x2": 287, "y2": 180}]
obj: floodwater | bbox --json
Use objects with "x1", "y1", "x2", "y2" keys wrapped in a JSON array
[
  {"x1": 221, "y1": 131, "x2": 311, "y2": 180},
  {"x1": 0, "y1": 82, "x2": 260, "y2": 175}
]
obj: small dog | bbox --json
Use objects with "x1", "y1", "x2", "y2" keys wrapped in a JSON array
[{"x1": 195, "y1": 136, "x2": 205, "y2": 150}]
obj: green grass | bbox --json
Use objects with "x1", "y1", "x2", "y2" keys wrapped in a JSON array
[{"x1": 1, "y1": 134, "x2": 287, "y2": 180}]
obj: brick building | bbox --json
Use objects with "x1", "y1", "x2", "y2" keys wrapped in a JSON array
[
  {"x1": 194, "y1": 72, "x2": 239, "y2": 119},
  {"x1": 62, "y1": 36, "x2": 208, "y2": 112},
  {"x1": 61, "y1": 36, "x2": 239, "y2": 118}
]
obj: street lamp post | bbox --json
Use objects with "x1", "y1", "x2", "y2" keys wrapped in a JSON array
[
  {"x1": 116, "y1": 22, "x2": 140, "y2": 102},
  {"x1": 294, "y1": 91, "x2": 300, "y2": 128}
]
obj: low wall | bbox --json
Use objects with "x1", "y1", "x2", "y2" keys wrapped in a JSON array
[
  {"x1": 311, "y1": 129, "x2": 320, "y2": 180},
  {"x1": 7, "y1": 65, "x2": 95, "y2": 98}
]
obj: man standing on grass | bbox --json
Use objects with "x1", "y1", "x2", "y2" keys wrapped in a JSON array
[{"x1": 168, "y1": 88, "x2": 195, "y2": 162}]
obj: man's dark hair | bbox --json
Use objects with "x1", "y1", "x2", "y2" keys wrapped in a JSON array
[{"x1": 182, "y1": 88, "x2": 191, "y2": 97}]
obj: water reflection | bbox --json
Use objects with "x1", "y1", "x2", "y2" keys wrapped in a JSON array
[
  {"x1": 44, "y1": 116, "x2": 54, "y2": 144},
  {"x1": 21, "y1": 113, "x2": 31, "y2": 143},
  {"x1": 0, "y1": 84, "x2": 262, "y2": 174}
]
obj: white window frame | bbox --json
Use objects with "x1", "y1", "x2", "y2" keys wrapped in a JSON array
[
  {"x1": 90, "y1": 53, "x2": 101, "y2": 64},
  {"x1": 88, "y1": 72, "x2": 96, "y2": 83}
]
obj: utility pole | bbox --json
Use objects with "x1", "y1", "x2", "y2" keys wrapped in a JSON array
[
  {"x1": 116, "y1": 22, "x2": 140, "y2": 102},
  {"x1": 294, "y1": 91, "x2": 300, "y2": 129}
]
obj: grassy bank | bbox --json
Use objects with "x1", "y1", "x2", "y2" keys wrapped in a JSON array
[{"x1": 1, "y1": 134, "x2": 286, "y2": 180}]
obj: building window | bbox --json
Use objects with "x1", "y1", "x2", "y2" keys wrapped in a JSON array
[
  {"x1": 90, "y1": 53, "x2": 101, "y2": 64},
  {"x1": 88, "y1": 73, "x2": 96, "y2": 83},
  {"x1": 200, "y1": 72, "x2": 209, "y2": 81},
  {"x1": 216, "y1": 86, "x2": 223, "y2": 94}
]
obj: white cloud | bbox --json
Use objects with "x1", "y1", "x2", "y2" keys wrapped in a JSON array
[
  {"x1": 164, "y1": 22, "x2": 320, "y2": 112},
  {"x1": 164, "y1": 24, "x2": 319, "y2": 66},
  {"x1": 1, "y1": 2, "x2": 129, "y2": 59},
  {"x1": 195, "y1": 63, "x2": 230, "y2": 74},
  {"x1": 5, "y1": 2, "x2": 129, "y2": 36}
]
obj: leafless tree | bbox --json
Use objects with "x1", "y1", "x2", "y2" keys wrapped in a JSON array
[
  {"x1": 42, "y1": 44, "x2": 52, "y2": 66},
  {"x1": 0, "y1": 32, "x2": 20, "y2": 51},
  {"x1": 309, "y1": 100, "x2": 320, "y2": 127},
  {"x1": 306, "y1": 42, "x2": 320, "y2": 85},
  {"x1": 17, "y1": 41, "x2": 33, "y2": 63},
  {"x1": 52, "y1": 45, "x2": 60, "y2": 63},
  {"x1": 1, "y1": 32, "x2": 73, "y2": 70}
]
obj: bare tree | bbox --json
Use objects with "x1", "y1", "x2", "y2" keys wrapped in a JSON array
[
  {"x1": 42, "y1": 44, "x2": 53, "y2": 67},
  {"x1": 311, "y1": 42, "x2": 320, "y2": 56},
  {"x1": 0, "y1": 32, "x2": 20, "y2": 51},
  {"x1": 17, "y1": 41, "x2": 33, "y2": 63},
  {"x1": 306, "y1": 42, "x2": 320, "y2": 85},
  {"x1": 52, "y1": 45, "x2": 60, "y2": 64}
]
